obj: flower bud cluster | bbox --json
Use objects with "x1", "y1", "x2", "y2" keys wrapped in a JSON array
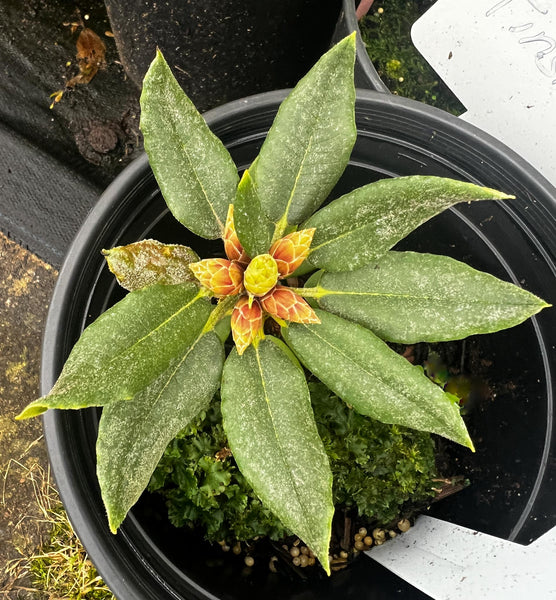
[{"x1": 189, "y1": 204, "x2": 319, "y2": 354}]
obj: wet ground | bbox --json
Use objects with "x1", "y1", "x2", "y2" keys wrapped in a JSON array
[{"x1": 0, "y1": 233, "x2": 57, "y2": 597}]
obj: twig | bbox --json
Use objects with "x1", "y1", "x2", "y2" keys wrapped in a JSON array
[
  {"x1": 341, "y1": 512, "x2": 352, "y2": 551},
  {"x1": 356, "y1": 0, "x2": 375, "y2": 20}
]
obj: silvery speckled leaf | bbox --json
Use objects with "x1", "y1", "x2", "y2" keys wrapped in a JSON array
[
  {"x1": 141, "y1": 50, "x2": 239, "y2": 239},
  {"x1": 221, "y1": 337, "x2": 333, "y2": 573},
  {"x1": 17, "y1": 283, "x2": 211, "y2": 419},
  {"x1": 103, "y1": 239, "x2": 199, "y2": 291},
  {"x1": 282, "y1": 310, "x2": 473, "y2": 449},
  {"x1": 234, "y1": 170, "x2": 273, "y2": 257},
  {"x1": 305, "y1": 176, "x2": 513, "y2": 272},
  {"x1": 249, "y1": 34, "x2": 356, "y2": 232},
  {"x1": 97, "y1": 331, "x2": 224, "y2": 533},
  {"x1": 315, "y1": 252, "x2": 550, "y2": 343}
]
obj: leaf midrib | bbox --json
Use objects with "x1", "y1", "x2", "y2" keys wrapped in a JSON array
[
  {"x1": 297, "y1": 323, "x2": 451, "y2": 422},
  {"x1": 283, "y1": 134, "x2": 314, "y2": 224},
  {"x1": 254, "y1": 345, "x2": 313, "y2": 529},
  {"x1": 274, "y1": 78, "x2": 337, "y2": 233},
  {"x1": 309, "y1": 201, "x2": 386, "y2": 252},
  {"x1": 161, "y1": 105, "x2": 224, "y2": 233},
  {"x1": 107, "y1": 290, "x2": 204, "y2": 366},
  {"x1": 143, "y1": 331, "x2": 205, "y2": 420},
  {"x1": 319, "y1": 288, "x2": 539, "y2": 306}
]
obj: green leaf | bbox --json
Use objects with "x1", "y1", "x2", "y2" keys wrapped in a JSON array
[
  {"x1": 97, "y1": 330, "x2": 224, "y2": 532},
  {"x1": 103, "y1": 239, "x2": 199, "y2": 291},
  {"x1": 140, "y1": 50, "x2": 239, "y2": 238},
  {"x1": 249, "y1": 34, "x2": 356, "y2": 235},
  {"x1": 266, "y1": 336, "x2": 303, "y2": 371},
  {"x1": 17, "y1": 283, "x2": 212, "y2": 419},
  {"x1": 282, "y1": 310, "x2": 473, "y2": 449},
  {"x1": 213, "y1": 315, "x2": 231, "y2": 343},
  {"x1": 314, "y1": 252, "x2": 550, "y2": 343},
  {"x1": 289, "y1": 260, "x2": 317, "y2": 278},
  {"x1": 220, "y1": 337, "x2": 333, "y2": 573},
  {"x1": 234, "y1": 171, "x2": 274, "y2": 257},
  {"x1": 305, "y1": 176, "x2": 514, "y2": 272}
]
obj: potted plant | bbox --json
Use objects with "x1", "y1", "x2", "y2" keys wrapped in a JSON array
[{"x1": 21, "y1": 34, "x2": 556, "y2": 599}]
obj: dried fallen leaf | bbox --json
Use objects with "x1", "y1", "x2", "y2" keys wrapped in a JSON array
[
  {"x1": 50, "y1": 27, "x2": 107, "y2": 108},
  {"x1": 68, "y1": 27, "x2": 106, "y2": 87}
]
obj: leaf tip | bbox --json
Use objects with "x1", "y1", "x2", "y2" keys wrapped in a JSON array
[
  {"x1": 16, "y1": 402, "x2": 47, "y2": 420},
  {"x1": 527, "y1": 297, "x2": 551, "y2": 318},
  {"x1": 314, "y1": 540, "x2": 332, "y2": 576},
  {"x1": 146, "y1": 46, "x2": 168, "y2": 78},
  {"x1": 107, "y1": 507, "x2": 125, "y2": 535},
  {"x1": 456, "y1": 417, "x2": 475, "y2": 452},
  {"x1": 334, "y1": 31, "x2": 357, "y2": 62},
  {"x1": 239, "y1": 169, "x2": 252, "y2": 185},
  {"x1": 108, "y1": 520, "x2": 120, "y2": 535},
  {"x1": 467, "y1": 437, "x2": 476, "y2": 453},
  {"x1": 485, "y1": 187, "x2": 515, "y2": 201}
]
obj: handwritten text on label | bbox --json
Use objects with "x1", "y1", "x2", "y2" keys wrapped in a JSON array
[{"x1": 487, "y1": 0, "x2": 555, "y2": 83}]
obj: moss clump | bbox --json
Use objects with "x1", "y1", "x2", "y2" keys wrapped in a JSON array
[
  {"x1": 149, "y1": 381, "x2": 437, "y2": 543},
  {"x1": 359, "y1": 0, "x2": 465, "y2": 115},
  {"x1": 149, "y1": 400, "x2": 290, "y2": 542},
  {"x1": 310, "y1": 381, "x2": 437, "y2": 523}
]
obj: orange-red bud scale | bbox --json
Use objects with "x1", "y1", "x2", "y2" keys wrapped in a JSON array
[
  {"x1": 261, "y1": 286, "x2": 320, "y2": 324},
  {"x1": 270, "y1": 228, "x2": 316, "y2": 278},
  {"x1": 189, "y1": 258, "x2": 244, "y2": 297},
  {"x1": 231, "y1": 296, "x2": 264, "y2": 355},
  {"x1": 223, "y1": 205, "x2": 250, "y2": 265}
]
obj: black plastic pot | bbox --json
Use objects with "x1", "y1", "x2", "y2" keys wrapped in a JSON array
[
  {"x1": 42, "y1": 90, "x2": 556, "y2": 599},
  {"x1": 333, "y1": 0, "x2": 389, "y2": 92},
  {"x1": 105, "y1": 0, "x2": 342, "y2": 113}
]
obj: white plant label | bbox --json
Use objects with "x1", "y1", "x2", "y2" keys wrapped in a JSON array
[
  {"x1": 369, "y1": 516, "x2": 556, "y2": 598},
  {"x1": 411, "y1": 0, "x2": 556, "y2": 186}
]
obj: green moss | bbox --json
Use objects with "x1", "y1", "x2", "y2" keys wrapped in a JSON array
[
  {"x1": 149, "y1": 401, "x2": 291, "y2": 542},
  {"x1": 359, "y1": 0, "x2": 465, "y2": 115},
  {"x1": 310, "y1": 381, "x2": 437, "y2": 524},
  {"x1": 149, "y1": 381, "x2": 437, "y2": 543}
]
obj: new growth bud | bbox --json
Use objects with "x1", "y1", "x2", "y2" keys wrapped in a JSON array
[
  {"x1": 243, "y1": 254, "x2": 279, "y2": 297},
  {"x1": 270, "y1": 228, "x2": 316, "y2": 278},
  {"x1": 189, "y1": 258, "x2": 244, "y2": 297},
  {"x1": 231, "y1": 296, "x2": 264, "y2": 355},
  {"x1": 261, "y1": 286, "x2": 320, "y2": 324}
]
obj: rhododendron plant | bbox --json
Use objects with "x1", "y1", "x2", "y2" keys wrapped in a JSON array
[{"x1": 18, "y1": 34, "x2": 549, "y2": 574}]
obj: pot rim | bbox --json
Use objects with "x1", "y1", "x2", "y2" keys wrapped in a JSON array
[{"x1": 334, "y1": 0, "x2": 390, "y2": 93}]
